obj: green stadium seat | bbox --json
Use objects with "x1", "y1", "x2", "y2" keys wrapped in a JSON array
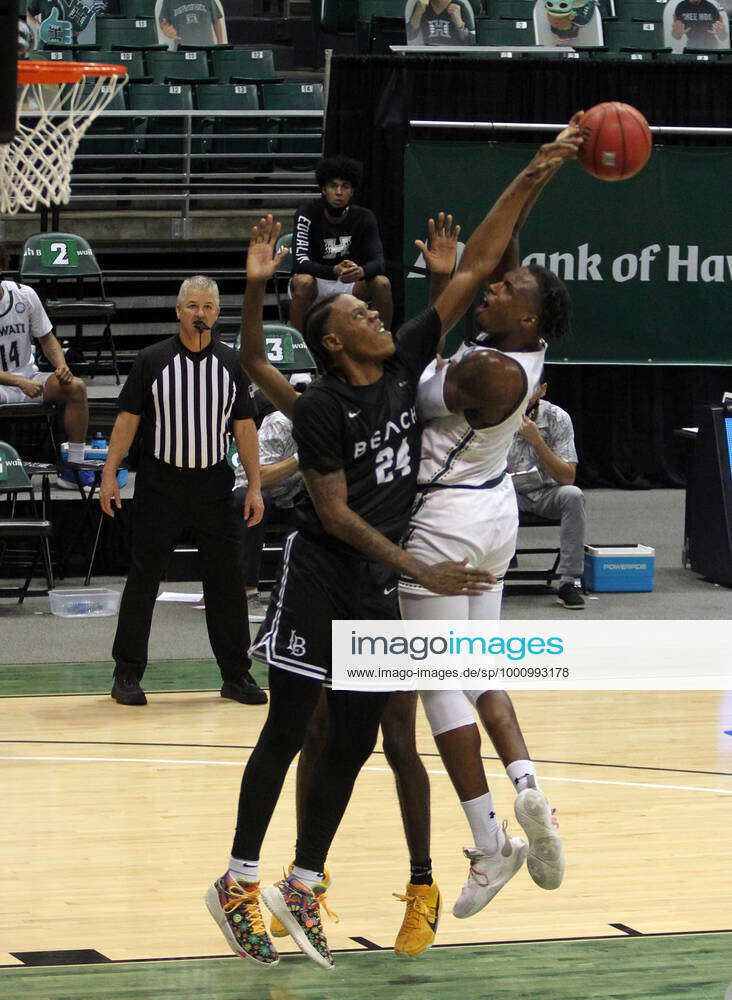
[
  {"x1": 28, "y1": 47, "x2": 74, "y2": 61},
  {"x1": 127, "y1": 82, "x2": 193, "y2": 165},
  {"x1": 94, "y1": 17, "x2": 163, "y2": 49},
  {"x1": 591, "y1": 47, "x2": 653, "y2": 59},
  {"x1": 602, "y1": 18, "x2": 666, "y2": 49},
  {"x1": 194, "y1": 83, "x2": 270, "y2": 173},
  {"x1": 211, "y1": 48, "x2": 282, "y2": 84},
  {"x1": 145, "y1": 48, "x2": 212, "y2": 83},
  {"x1": 260, "y1": 81, "x2": 323, "y2": 170},
  {"x1": 74, "y1": 80, "x2": 131, "y2": 174},
  {"x1": 495, "y1": 0, "x2": 535, "y2": 18},
  {"x1": 523, "y1": 46, "x2": 590, "y2": 57},
  {"x1": 356, "y1": 0, "x2": 409, "y2": 50},
  {"x1": 319, "y1": 0, "x2": 358, "y2": 34},
  {"x1": 476, "y1": 47, "x2": 526, "y2": 57},
  {"x1": 84, "y1": 48, "x2": 150, "y2": 82},
  {"x1": 118, "y1": 0, "x2": 157, "y2": 15},
  {"x1": 619, "y1": 0, "x2": 665, "y2": 19},
  {"x1": 260, "y1": 82, "x2": 324, "y2": 171},
  {"x1": 655, "y1": 49, "x2": 719, "y2": 60},
  {"x1": 476, "y1": 16, "x2": 536, "y2": 43}
]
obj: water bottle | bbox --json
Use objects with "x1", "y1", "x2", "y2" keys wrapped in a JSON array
[{"x1": 85, "y1": 432, "x2": 108, "y2": 461}]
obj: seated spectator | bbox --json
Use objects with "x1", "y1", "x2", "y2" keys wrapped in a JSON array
[
  {"x1": 672, "y1": 0, "x2": 728, "y2": 48},
  {"x1": 506, "y1": 377, "x2": 586, "y2": 609},
  {"x1": 289, "y1": 156, "x2": 393, "y2": 335},
  {"x1": 27, "y1": 0, "x2": 105, "y2": 49},
  {"x1": 406, "y1": 0, "x2": 475, "y2": 45},
  {"x1": 0, "y1": 245, "x2": 91, "y2": 488},
  {"x1": 158, "y1": 0, "x2": 226, "y2": 47},
  {"x1": 234, "y1": 374, "x2": 309, "y2": 621}
]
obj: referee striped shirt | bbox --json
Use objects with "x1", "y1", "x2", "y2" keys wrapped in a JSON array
[{"x1": 118, "y1": 336, "x2": 254, "y2": 469}]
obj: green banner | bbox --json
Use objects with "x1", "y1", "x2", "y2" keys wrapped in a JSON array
[{"x1": 404, "y1": 143, "x2": 732, "y2": 365}]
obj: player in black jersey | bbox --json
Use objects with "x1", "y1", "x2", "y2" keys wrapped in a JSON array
[
  {"x1": 206, "y1": 137, "x2": 582, "y2": 970},
  {"x1": 289, "y1": 156, "x2": 393, "y2": 335}
]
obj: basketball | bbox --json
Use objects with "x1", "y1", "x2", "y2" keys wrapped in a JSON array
[{"x1": 578, "y1": 102, "x2": 652, "y2": 181}]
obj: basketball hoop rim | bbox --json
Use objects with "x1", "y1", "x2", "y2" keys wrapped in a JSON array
[{"x1": 17, "y1": 60, "x2": 129, "y2": 86}]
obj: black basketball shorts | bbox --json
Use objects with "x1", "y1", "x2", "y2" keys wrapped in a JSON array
[{"x1": 250, "y1": 531, "x2": 399, "y2": 686}]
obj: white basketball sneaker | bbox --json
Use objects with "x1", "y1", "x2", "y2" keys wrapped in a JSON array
[
  {"x1": 514, "y1": 779, "x2": 565, "y2": 890},
  {"x1": 452, "y1": 821, "x2": 528, "y2": 919}
]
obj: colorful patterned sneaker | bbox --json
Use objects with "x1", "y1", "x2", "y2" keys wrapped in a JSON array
[
  {"x1": 205, "y1": 874, "x2": 279, "y2": 967},
  {"x1": 514, "y1": 779, "x2": 565, "y2": 890},
  {"x1": 452, "y1": 822, "x2": 528, "y2": 919},
  {"x1": 269, "y1": 865, "x2": 334, "y2": 939},
  {"x1": 262, "y1": 875, "x2": 335, "y2": 970},
  {"x1": 393, "y1": 880, "x2": 441, "y2": 958}
]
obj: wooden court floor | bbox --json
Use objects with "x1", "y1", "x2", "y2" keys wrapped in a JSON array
[{"x1": 1, "y1": 664, "x2": 731, "y2": 998}]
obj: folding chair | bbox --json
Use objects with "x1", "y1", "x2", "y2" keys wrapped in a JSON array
[
  {"x1": 0, "y1": 441, "x2": 54, "y2": 602},
  {"x1": 20, "y1": 232, "x2": 119, "y2": 383},
  {"x1": 272, "y1": 232, "x2": 293, "y2": 320},
  {"x1": 505, "y1": 510, "x2": 561, "y2": 588}
]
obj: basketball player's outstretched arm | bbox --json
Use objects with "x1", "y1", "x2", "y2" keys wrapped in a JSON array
[
  {"x1": 432, "y1": 121, "x2": 584, "y2": 336},
  {"x1": 492, "y1": 111, "x2": 587, "y2": 278},
  {"x1": 301, "y1": 466, "x2": 495, "y2": 597},
  {"x1": 239, "y1": 216, "x2": 298, "y2": 418}
]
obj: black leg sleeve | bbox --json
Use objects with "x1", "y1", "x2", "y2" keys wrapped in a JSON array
[
  {"x1": 231, "y1": 667, "x2": 323, "y2": 860},
  {"x1": 294, "y1": 689, "x2": 390, "y2": 872}
]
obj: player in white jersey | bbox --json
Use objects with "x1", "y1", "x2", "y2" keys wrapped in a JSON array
[
  {"x1": 0, "y1": 247, "x2": 90, "y2": 478},
  {"x1": 399, "y1": 116, "x2": 586, "y2": 919}
]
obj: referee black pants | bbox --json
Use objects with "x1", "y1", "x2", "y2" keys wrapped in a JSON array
[{"x1": 112, "y1": 457, "x2": 250, "y2": 683}]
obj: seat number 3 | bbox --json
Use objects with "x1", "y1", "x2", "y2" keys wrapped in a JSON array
[{"x1": 375, "y1": 440, "x2": 411, "y2": 484}]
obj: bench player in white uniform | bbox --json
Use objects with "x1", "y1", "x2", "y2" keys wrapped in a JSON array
[
  {"x1": 0, "y1": 246, "x2": 90, "y2": 480},
  {"x1": 399, "y1": 115, "x2": 586, "y2": 919}
]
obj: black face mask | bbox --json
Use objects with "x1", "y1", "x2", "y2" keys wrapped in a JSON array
[{"x1": 322, "y1": 196, "x2": 350, "y2": 219}]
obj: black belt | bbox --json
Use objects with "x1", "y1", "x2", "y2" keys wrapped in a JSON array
[{"x1": 417, "y1": 469, "x2": 507, "y2": 491}]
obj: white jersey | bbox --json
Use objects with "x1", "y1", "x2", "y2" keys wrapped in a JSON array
[
  {"x1": 0, "y1": 281, "x2": 53, "y2": 379},
  {"x1": 417, "y1": 335, "x2": 547, "y2": 487}
]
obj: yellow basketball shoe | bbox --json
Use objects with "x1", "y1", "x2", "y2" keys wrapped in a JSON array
[
  {"x1": 269, "y1": 864, "x2": 333, "y2": 938},
  {"x1": 393, "y1": 880, "x2": 441, "y2": 958}
]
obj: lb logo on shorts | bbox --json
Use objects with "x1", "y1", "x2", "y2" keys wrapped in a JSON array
[{"x1": 287, "y1": 630, "x2": 307, "y2": 657}]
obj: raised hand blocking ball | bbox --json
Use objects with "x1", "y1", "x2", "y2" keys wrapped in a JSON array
[{"x1": 578, "y1": 102, "x2": 652, "y2": 181}]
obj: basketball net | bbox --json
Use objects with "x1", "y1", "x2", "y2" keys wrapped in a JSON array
[{"x1": 0, "y1": 62, "x2": 128, "y2": 216}]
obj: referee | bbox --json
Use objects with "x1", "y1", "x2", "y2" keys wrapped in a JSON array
[{"x1": 99, "y1": 275, "x2": 266, "y2": 707}]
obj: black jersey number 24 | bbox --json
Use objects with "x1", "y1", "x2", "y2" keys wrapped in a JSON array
[
  {"x1": 375, "y1": 439, "x2": 411, "y2": 485},
  {"x1": 0, "y1": 341, "x2": 20, "y2": 370}
]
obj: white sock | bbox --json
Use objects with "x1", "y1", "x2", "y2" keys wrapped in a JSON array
[
  {"x1": 67, "y1": 442, "x2": 85, "y2": 463},
  {"x1": 228, "y1": 856, "x2": 259, "y2": 884},
  {"x1": 506, "y1": 759, "x2": 538, "y2": 794},
  {"x1": 460, "y1": 792, "x2": 501, "y2": 852},
  {"x1": 291, "y1": 865, "x2": 325, "y2": 890}
]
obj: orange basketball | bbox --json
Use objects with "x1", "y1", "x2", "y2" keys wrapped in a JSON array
[{"x1": 578, "y1": 102, "x2": 652, "y2": 181}]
